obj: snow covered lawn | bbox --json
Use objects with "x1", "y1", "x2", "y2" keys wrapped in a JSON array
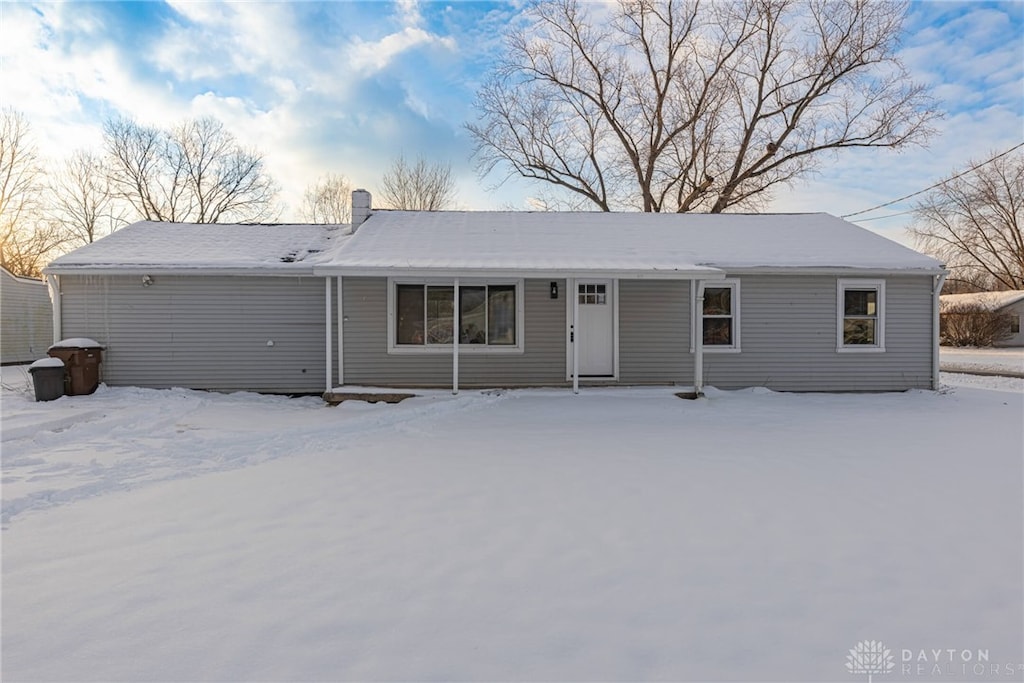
[{"x1": 2, "y1": 369, "x2": 1022, "y2": 682}]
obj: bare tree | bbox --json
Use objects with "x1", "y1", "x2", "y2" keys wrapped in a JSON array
[
  {"x1": 468, "y1": 0, "x2": 939, "y2": 213},
  {"x1": 300, "y1": 173, "x2": 351, "y2": 224},
  {"x1": 379, "y1": 155, "x2": 456, "y2": 211},
  {"x1": 0, "y1": 109, "x2": 68, "y2": 277},
  {"x1": 48, "y1": 150, "x2": 127, "y2": 247},
  {"x1": 909, "y1": 150, "x2": 1024, "y2": 291},
  {"x1": 103, "y1": 116, "x2": 281, "y2": 224}
]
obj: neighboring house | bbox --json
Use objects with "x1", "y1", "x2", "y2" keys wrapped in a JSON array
[
  {"x1": 940, "y1": 291, "x2": 1024, "y2": 346},
  {"x1": 1, "y1": 266, "x2": 54, "y2": 365},
  {"x1": 45, "y1": 191, "x2": 947, "y2": 393}
]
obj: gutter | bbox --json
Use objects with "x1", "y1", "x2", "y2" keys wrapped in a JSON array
[
  {"x1": 43, "y1": 266, "x2": 318, "y2": 277},
  {"x1": 312, "y1": 266, "x2": 727, "y2": 280},
  {"x1": 718, "y1": 266, "x2": 946, "y2": 277}
]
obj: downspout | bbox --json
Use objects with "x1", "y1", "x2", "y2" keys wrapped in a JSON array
[
  {"x1": 453, "y1": 278, "x2": 460, "y2": 394},
  {"x1": 932, "y1": 270, "x2": 948, "y2": 390},
  {"x1": 694, "y1": 280, "x2": 705, "y2": 396},
  {"x1": 325, "y1": 277, "x2": 333, "y2": 393},
  {"x1": 46, "y1": 274, "x2": 61, "y2": 344}
]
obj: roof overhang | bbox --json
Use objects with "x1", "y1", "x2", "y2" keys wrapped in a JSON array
[
  {"x1": 44, "y1": 265, "x2": 318, "y2": 277},
  {"x1": 720, "y1": 266, "x2": 948, "y2": 277},
  {"x1": 313, "y1": 265, "x2": 727, "y2": 280}
]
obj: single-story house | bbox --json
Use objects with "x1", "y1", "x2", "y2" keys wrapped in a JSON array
[
  {"x1": 1, "y1": 266, "x2": 54, "y2": 365},
  {"x1": 44, "y1": 190, "x2": 947, "y2": 394},
  {"x1": 940, "y1": 290, "x2": 1024, "y2": 346}
]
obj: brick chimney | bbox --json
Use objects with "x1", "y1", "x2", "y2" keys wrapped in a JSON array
[{"x1": 351, "y1": 189, "x2": 372, "y2": 233}]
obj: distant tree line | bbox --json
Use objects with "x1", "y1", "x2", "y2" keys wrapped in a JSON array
[
  {"x1": 1, "y1": 108, "x2": 457, "y2": 278},
  {"x1": 910, "y1": 148, "x2": 1023, "y2": 293}
]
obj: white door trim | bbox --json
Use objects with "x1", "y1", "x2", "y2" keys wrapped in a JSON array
[{"x1": 565, "y1": 277, "x2": 619, "y2": 381}]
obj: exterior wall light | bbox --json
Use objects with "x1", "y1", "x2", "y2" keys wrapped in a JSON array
[{"x1": 142, "y1": 275, "x2": 154, "y2": 287}]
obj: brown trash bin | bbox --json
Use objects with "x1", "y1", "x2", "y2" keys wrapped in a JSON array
[{"x1": 47, "y1": 339, "x2": 105, "y2": 396}]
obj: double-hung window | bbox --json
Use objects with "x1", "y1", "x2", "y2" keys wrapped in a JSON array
[
  {"x1": 391, "y1": 281, "x2": 522, "y2": 352},
  {"x1": 837, "y1": 279, "x2": 885, "y2": 351},
  {"x1": 701, "y1": 280, "x2": 740, "y2": 351}
]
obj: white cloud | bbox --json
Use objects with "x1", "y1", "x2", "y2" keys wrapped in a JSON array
[
  {"x1": 396, "y1": 0, "x2": 423, "y2": 28},
  {"x1": 153, "y1": 1, "x2": 306, "y2": 89},
  {"x1": 348, "y1": 27, "x2": 457, "y2": 75},
  {"x1": 0, "y1": 4, "x2": 188, "y2": 158}
]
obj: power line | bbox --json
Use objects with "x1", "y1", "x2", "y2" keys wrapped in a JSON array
[
  {"x1": 840, "y1": 142, "x2": 1024, "y2": 219},
  {"x1": 849, "y1": 208, "x2": 918, "y2": 223}
]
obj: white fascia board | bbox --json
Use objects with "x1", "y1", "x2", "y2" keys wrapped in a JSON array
[
  {"x1": 314, "y1": 266, "x2": 726, "y2": 280},
  {"x1": 43, "y1": 266, "x2": 317, "y2": 277},
  {"x1": 717, "y1": 266, "x2": 946, "y2": 277}
]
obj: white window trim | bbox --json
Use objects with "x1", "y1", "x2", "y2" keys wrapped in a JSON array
[
  {"x1": 700, "y1": 279, "x2": 741, "y2": 353},
  {"x1": 837, "y1": 278, "x2": 886, "y2": 353},
  {"x1": 387, "y1": 277, "x2": 525, "y2": 355}
]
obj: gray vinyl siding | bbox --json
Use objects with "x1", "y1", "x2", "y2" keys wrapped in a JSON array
[
  {"x1": 342, "y1": 277, "x2": 566, "y2": 387},
  {"x1": 53, "y1": 272, "x2": 935, "y2": 393},
  {"x1": 58, "y1": 275, "x2": 333, "y2": 392},
  {"x1": 620, "y1": 276, "x2": 934, "y2": 390},
  {"x1": 1, "y1": 270, "x2": 53, "y2": 364},
  {"x1": 618, "y1": 280, "x2": 691, "y2": 384},
  {"x1": 702, "y1": 275, "x2": 934, "y2": 391},
  {"x1": 994, "y1": 300, "x2": 1024, "y2": 347}
]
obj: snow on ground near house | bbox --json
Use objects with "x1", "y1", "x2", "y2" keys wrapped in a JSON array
[
  {"x1": 941, "y1": 346, "x2": 1024, "y2": 376},
  {"x1": 2, "y1": 369, "x2": 1022, "y2": 682}
]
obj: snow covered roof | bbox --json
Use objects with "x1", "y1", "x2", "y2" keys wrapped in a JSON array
[
  {"x1": 46, "y1": 212, "x2": 943, "y2": 279},
  {"x1": 317, "y1": 211, "x2": 943, "y2": 277},
  {"x1": 45, "y1": 222, "x2": 351, "y2": 275},
  {"x1": 940, "y1": 290, "x2": 1024, "y2": 312},
  {"x1": 2, "y1": 265, "x2": 46, "y2": 285}
]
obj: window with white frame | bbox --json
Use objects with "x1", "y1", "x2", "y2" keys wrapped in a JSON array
[
  {"x1": 702, "y1": 280, "x2": 740, "y2": 350},
  {"x1": 837, "y1": 279, "x2": 885, "y2": 351},
  {"x1": 393, "y1": 282, "x2": 520, "y2": 350}
]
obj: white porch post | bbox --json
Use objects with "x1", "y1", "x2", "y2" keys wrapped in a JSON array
[
  {"x1": 325, "y1": 278, "x2": 333, "y2": 393},
  {"x1": 932, "y1": 271, "x2": 948, "y2": 390},
  {"x1": 46, "y1": 274, "x2": 61, "y2": 344},
  {"x1": 336, "y1": 277, "x2": 344, "y2": 387},
  {"x1": 453, "y1": 278, "x2": 460, "y2": 395},
  {"x1": 571, "y1": 277, "x2": 579, "y2": 394},
  {"x1": 694, "y1": 279, "x2": 705, "y2": 395}
]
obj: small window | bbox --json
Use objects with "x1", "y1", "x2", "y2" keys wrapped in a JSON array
[
  {"x1": 701, "y1": 280, "x2": 740, "y2": 350},
  {"x1": 1011, "y1": 316, "x2": 1021, "y2": 335},
  {"x1": 837, "y1": 279, "x2": 885, "y2": 351},
  {"x1": 394, "y1": 282, "x2": 519, "y2": 349},
  {"x1": 578, "y1": 283, "x2": 607, "y2": 305}
]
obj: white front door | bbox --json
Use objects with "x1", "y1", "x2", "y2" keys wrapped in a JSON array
[{"x1": 576, "y1": 280, "x2": 614, "y2": 376}]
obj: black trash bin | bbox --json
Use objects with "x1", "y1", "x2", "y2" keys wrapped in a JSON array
[
  {"x1": 48, "y1": 339, "x2": 105, "y2": 396},
  {"x1": 28, "y1": 358, "x2": 66, "y2": 402}
]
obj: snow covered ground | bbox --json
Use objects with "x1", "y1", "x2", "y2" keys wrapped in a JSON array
[
  {"x1": 2, "y1": 367, "x2": 1022, "y2": 682},
  {"x1": 940, "y1": 346, "x2": 1024, "y2": 376}
]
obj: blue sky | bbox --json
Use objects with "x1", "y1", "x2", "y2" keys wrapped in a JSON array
[{"x1": 1, "y1": 0, "x2": 1022, "y2": 244}]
